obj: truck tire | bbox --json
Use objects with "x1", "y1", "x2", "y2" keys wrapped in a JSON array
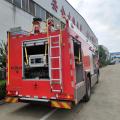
[
  {"x1": 83, "y1": 77, "x2": 91, "y2": 102},
  {"x1": 96, "y1": 69, "x2": 100, "y2": 84},
  {"x1": 96, "y1": 74, "x2": 99, "y2": 84}
]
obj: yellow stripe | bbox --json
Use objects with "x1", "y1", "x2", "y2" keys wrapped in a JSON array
[
  {"x1": 5, "y1": 97, "x2": 12, "y2": 103},
  {"x1": 5, "y1": 97, "x2": 18, "y2": 103},
  {"x1": 25, "y1": 47, "x2": 28, "y2": 65},
  {"x1": 51, "y1": 101, "x2": 61, "y2": 108},
  {"x1": 11, "y1": 98, "x2": 18, "y2": 103},
  {"x1": 61, "y1": 102, "x2": 71, "y2": 109},
  {"x1": 51, "y1": 101, "x2": 71, "y2": 109},
  {"x1": 7, "y1": 32, "x2": 10, "y2": 85}
]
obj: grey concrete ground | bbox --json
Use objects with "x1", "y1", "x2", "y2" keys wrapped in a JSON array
[{"x1": 0, "y1": 64, "x2": 120, "y2": 120}]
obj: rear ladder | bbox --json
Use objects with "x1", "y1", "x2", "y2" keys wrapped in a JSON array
[{"x1": 49, "y1": 35, "x2": 63, "y2": 93}]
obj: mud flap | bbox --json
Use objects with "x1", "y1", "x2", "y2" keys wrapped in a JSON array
[{"x1": 51, "y1": 100, "x2": 72, "y2": 109}]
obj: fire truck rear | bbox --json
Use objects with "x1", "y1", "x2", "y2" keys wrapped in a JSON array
[{"x1": 6, "y1": 17, "x2": 99, "y2": 109}]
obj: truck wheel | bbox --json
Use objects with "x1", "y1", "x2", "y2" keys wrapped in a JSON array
[
  {"x1": 96, "y1": 70, "x2": 100, "y2": 84},
  {"x1": 96, "y1": 74, "x2": 99, "y2": 84},
  {"x1": 83, "y1": 77, "x2": 91, "y2": 102}
]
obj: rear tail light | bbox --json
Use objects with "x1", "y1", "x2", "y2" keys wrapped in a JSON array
[
  {"x1": 15, "y1": 91, "x2": 19, "y2": 96},
  {"x1": 7, "y1": 90, "x2": 18, "y2": 96}
]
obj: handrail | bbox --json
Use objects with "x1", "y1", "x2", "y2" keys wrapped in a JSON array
[{"x1": 24, "y1": 47, "x2": 28, "y2": 65}]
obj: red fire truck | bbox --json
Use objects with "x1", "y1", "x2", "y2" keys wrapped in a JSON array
[{"x1": 6, "y1": 17, "x2": 99, "y2": 109}]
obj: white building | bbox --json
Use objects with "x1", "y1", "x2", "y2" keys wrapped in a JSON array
[
  {"x1": 0, "y1": 0, "x2": 98, "y2": 46},
  {"x1": 110, "y1": 52, "x2": 120, "y2": 64}
]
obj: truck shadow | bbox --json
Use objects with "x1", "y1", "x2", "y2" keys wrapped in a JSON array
[
  {"x1": 9, "y1": 84, "x2": 100, "y2": 120},
  {"x1": 9, "y1": 101, "x2": 85, "y2": 120},
  {"x1": 91, "y1": 80, "x2": 102, "y2": 94},
  {"x1": 10, "y1": 103, "x2": 54, "y2": 119}
]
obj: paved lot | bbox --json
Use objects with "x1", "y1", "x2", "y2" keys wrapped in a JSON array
[{"x1": 0, "y1": 64, "x2": 120, "y2": 120}]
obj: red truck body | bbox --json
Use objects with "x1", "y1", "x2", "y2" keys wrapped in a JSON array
[{"x1": 6, "y1": 18, "x2": 99, "y2": 109}]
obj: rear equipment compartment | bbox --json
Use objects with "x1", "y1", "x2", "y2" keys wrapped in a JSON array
[{"x1": 22, "y1": 39, "x2": 49, "y2": 79}]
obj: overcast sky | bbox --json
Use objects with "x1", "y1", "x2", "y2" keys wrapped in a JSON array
[{"x1": 67, "y1": 0, "x2": 120, "y2": 53}]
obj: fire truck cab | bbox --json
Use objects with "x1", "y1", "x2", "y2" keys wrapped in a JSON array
[{"x1": 6, "y1": 17, "x2": 99, "y2": 109}]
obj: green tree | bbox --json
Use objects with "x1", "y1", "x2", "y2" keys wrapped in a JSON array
[
  {"x1": 0, "y1": 40, "x2": 7, "y2": 68},
  {"x1": 0, "y1": 40, "x2": 7, "y2": 80},
  {"x1": 0, "y1": 40, "x2": 6, "y2": 99},
  {"x1": 98, "y1": 45, "x2": 109, "y2": 67}
]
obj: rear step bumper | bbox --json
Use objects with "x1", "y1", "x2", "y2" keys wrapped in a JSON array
[
  {"x1": 19, "y1": 97, "x2": 50, "y2": 102},
  {"x1": 19, "y1": 97, "x2": 72, "y2": 109},
  {"x1": 5, "y1": 96, "x2": 73, "y2": 109}
]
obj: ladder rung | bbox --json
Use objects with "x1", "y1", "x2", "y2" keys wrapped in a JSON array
[
  {"x1": 51, "y1": 68, "x2": 61, "y2": 70},
  {"x1": 50, "y1": 56, "x2": 60, "y2": 59},
  {"x1": 52, "y1": 42, "x2": 59, "y2": 44},
  {"x1": 51, "y1": 46, "x2": 60, "y2": 48},
  {"x1": 52, "y1": 90, "x2": 62, "y2": 93},
  {"x1": 51, "y1": 81, "x2": 61, "y2": 84},
  {"x1": 51, "y1": 79, "x2": 61, "y2": 80}
]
